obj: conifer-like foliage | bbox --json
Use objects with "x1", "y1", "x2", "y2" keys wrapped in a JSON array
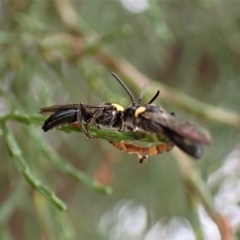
[{"x1": 1, "y1": 1, "x2": 240, "y2": 239}]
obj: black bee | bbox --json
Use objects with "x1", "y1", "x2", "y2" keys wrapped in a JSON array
[
  {"x1": 40, "y1": 73, "x2": 159, "y2": 139},
  {"x1": 124, "y1": 105, "x2": 211, "y2": 158},
  {"x1": 40, "y1": 103, "x2": 124, "y2": 138},
  {"x1": 115, "y1": 77, "x2": 212, "y2": 159}
]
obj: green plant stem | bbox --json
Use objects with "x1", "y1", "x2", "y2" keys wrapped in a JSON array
[
  {"x1": 38, "y1": 137, "x2": 113, "y2": 194},
  {"x1": 0, "y1": 112, "x2": 114, "y2": 194},
  {"x1": 0, "y1": 112, "x2": 170, "y2": 144},
  {"x1": 187, "y1": 196, "x2": 204, "y2": 240},
  {"x1": 0, "y1": 112, "x2": 44, "y2": 125},
  {"x1": 1, "y1": 123, "x2": 66, "y2": 211},
  {"x1": 0, "y1": 111, "x2": 171, "y2": 195}
]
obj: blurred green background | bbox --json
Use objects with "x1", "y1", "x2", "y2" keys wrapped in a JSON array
[{"x1": 1, "y1": 0, "x2": 240, "y2": 239}]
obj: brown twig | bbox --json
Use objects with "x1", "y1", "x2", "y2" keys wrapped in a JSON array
[
  {"x1": 96, "y1": 50, "x2": 240, "y2": 127},
  {"x1": 172, "y1": 148, "x2": 232, "y2": 240},
  {"x1": 54, "y1": 0, "x2": 240, "y2": 128}
]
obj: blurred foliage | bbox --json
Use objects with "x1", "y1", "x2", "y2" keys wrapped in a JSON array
[{"x1": 1, "y1": 0, "x2": 240, "y2": 239}]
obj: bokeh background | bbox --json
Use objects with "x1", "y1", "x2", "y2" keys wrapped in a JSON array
[{"x1": 1, "y1": 0, "x2": 240, "y2": 239}]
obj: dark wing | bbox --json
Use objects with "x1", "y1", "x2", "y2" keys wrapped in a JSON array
[
  {"x1": 40, "y1": 104, "x2": 112, "y2": 114},
  {"x1": 159, "y1": 113, "x2": 211, "y2": 144},
  {"x1": 140, "y1": 106, "x2": 211, "y2": 144},
  {"x1": 40, "y1": 104, "x2": 79, "y2": 114},
  {"x1": 138, "y1": 105, "x2": 211, "y2": 159}
]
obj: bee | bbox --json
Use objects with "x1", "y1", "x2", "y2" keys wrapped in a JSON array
[
  {"x1": 41, "y1": 73, "x2": 210, "y2": 160},
  {"x1": 109, "y1": 141, "x2": 174, "y2": 163},
  {"x1": 40, "y1": 103, "x2": 124, "y2": 138},
  {"x1": 105, "y1": 75, "x2": 210, "y2": 159},
  {"x1": 119, "y1": 77, "x2": 212, "y2": 159},
  {"x1": 40, "y1": 73, "x2": 159, "y2": 139}
]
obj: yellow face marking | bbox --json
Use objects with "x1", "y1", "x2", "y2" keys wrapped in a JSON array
[
  {"x1": 135, "y1": 106, "x2": 146, "y2": 117},
  {"x1": 112, "y1": 103, "x2": 124, "y2": 111}
]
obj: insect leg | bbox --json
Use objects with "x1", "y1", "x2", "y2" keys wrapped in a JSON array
[
  {"x1": 139, "y1": 155, "x2": 148, "y2": 164},
  {"x1": 85, "y1": 108, "x2": 104, "y2": 137},
  {"x1": 77, "y1": 103, "x2": 93, "y2": 139}
]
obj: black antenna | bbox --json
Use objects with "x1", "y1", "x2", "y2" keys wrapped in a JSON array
[
  {"x1": 138, "y1": 81, "x2": 149, "y2": 104},
  {"x1": 148, "y1": 90, "x2": 160, "y2": 104},
  {"x1": 111, "y1": 73, "x2": 135, "y2": 105}
]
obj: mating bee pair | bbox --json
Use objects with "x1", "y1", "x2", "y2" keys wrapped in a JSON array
[{"x1": 40, "y1": 73, "x2": 211, "y2": 162}]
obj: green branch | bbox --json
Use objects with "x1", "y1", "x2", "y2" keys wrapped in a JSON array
[
  {"x1": 37, "y1": 134, "x2": 113, "y2": 195},
  {"x1": 0, "y1": 112, "x2": 114, "y2": 197},
  {"x1": 0, "y1": 112, "x2": 170, "y2": 143},
  {"x1": 1, "y1": 123, "x2": 66, "y2": 211},
  {"x1": 0, "y1": 111, "x2": 172, "y2": 207},
  {"x1": 0, "y1": 112, "x2": 44, "y2": 125}
]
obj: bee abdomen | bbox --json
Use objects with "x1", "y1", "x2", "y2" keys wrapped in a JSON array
[
  {"x1": 164, "y1": 129, "x2": 203, "y2": 159},
  {"x1": 42, "y1": 109, "x2": 77, "y2": 132}
]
